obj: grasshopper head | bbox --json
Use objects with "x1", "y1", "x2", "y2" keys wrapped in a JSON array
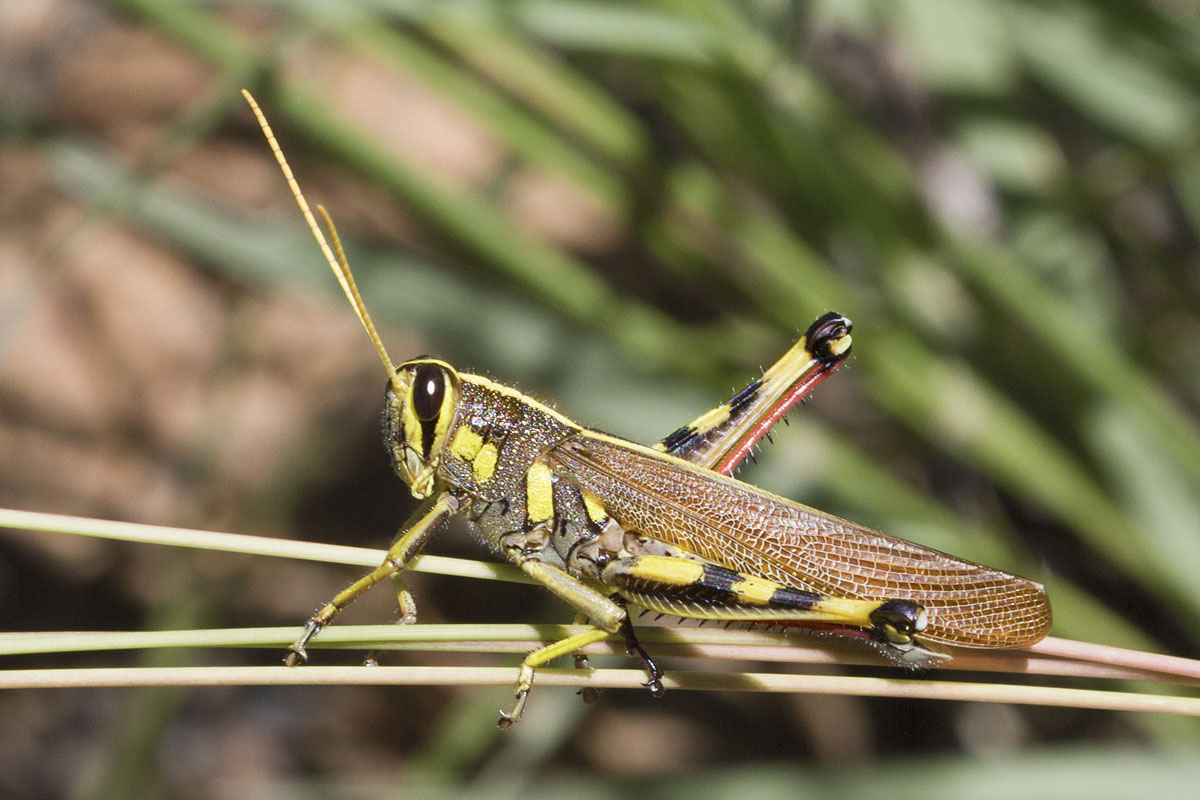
[{"x1": 384, "y1": 358, "x2": 462, "y2": 499}]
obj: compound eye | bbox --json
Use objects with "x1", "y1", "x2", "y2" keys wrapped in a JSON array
[{"x1": 411, "y1": 364, "x2": 446, "y2": 422}]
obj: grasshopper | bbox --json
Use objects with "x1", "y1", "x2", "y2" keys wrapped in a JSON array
[{"x1": 243, "y1": 92, "x2": 1051, "y2": 727}]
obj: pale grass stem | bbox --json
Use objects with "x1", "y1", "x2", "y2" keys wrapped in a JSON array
[{"x1": 2, "y1": 508, "x2": 1198, "y2": 716}]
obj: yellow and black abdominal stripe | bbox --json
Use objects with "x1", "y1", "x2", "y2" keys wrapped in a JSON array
[{"x1": 604, "y1": 556, "x2": 925, "y2": 643}]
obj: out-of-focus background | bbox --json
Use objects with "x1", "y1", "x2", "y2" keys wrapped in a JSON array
[{"x1": 2, "y1": 0, "x2": 1199, "y2": 797}]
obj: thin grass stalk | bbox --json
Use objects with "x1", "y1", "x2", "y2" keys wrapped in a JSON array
[
  {"x1": 1, "y1": 626, "x2": 1198, "y2": 687},
  {"x1": 3, "y1": 509, "x2": 1200, "y2": 705},
  {"x1": 0, "y1": 666, "x2": 1196, "y2": 717}
]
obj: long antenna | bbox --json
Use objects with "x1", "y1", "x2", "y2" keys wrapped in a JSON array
[{"x1": 241, "y1": 90, "x2": 401, "y2": 391}]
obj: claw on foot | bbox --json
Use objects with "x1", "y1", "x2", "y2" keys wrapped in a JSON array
[
  {"x1": 497, "y1": 690, "x2": 528, "y2": 729},
  {"x1": 498, "y1": 669, "x2": 534, "y2": 729},
  {"x1": 619, "y1": 617, "x2": 665, "y2": 699},
  {"x1": 573, "y1": 652, "x2": 599, "y2": 704},
  {"x1": 285, "y1": 620, "x2": 321, "y2": 666},
  {"x1": 284, "y1": 645, "x2": 307, "y2": 667}
]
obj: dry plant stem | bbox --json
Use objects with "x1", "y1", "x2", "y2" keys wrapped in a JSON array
[
  {"x1": 1027, "y1": 636, "x2": 1200, "y2": 680},
  {"x1": 4, "y1": 508, "x2": 1200, "y2": 685},
  {"x1": 2, "y1": 626, "x2": 1197, "y2": 686},
  {"x1": 0, "y1": 666, "x2": 1196, "y2": 716},
  {"x1": 0, "y1": 508, "x2": 530, "y2": 583}
]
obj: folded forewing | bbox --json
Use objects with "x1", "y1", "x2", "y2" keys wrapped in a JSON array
[{"x1": 546, "y1": 432, "x2": 1051, "y2": 648}]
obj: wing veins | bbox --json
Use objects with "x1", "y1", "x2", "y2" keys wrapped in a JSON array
[{"x1": 548, "y1": 433, "x2": 1050, "y2": 648}]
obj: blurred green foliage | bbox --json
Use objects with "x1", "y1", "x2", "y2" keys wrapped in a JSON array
[{"x1": 16, "y1": 0, "x2": 1200, "y2": 794}]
